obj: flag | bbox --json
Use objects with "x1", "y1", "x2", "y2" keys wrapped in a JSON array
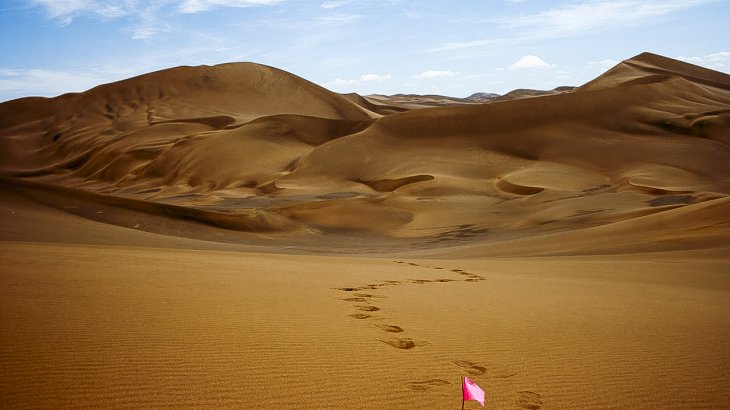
[{"x1": 463, "y1": 376, "x2": 485, "y2": 406}]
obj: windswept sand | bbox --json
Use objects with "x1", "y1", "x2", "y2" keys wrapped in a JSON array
[{"x1": 1, "y1": 52, "x2": 730, "y2": 408}]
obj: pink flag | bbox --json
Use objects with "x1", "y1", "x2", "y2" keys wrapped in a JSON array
[{"x1": 463, "y1": 376, "x2": 485, "y2": 406}]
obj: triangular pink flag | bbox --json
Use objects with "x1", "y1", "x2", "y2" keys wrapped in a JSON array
[{"x1": 463, "y1": 376, "x2": 485, "y2": 406}]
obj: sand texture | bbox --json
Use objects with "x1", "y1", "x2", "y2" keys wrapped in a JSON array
[{"x1": 1, "y1": 52, "x2": 730, "y2": 408}]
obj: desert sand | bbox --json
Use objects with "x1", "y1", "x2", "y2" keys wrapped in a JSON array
[{"x1": 1, "y1": 52, "x2": 729, "y2": 408}]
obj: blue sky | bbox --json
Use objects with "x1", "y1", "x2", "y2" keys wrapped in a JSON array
[{"x1": 1, "y1": 0, "x2": 728, "y2": 102}]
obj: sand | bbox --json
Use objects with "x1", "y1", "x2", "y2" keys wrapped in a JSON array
[{"x1": 1, "y1": 52, "x2": 730, "y2": 408}]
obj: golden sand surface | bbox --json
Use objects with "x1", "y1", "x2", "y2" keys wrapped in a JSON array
[
  {"x1": 1, "y1": 52, "x2": 730, "y2": 408},
  {"x1": 2, "y1": 238, "x2": 728, "y2": 408}
]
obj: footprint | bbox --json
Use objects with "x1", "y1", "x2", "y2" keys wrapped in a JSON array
[
  {"x1": 339, "y1": 282, "x2": 399, "y2": 293},
  {"x1": 357, "y1": 305, "x2": 381, "y2": 312},
  {"x1": 342, "y1": 297, "x2": 368, "y2": 302},
  {"x1": 380, "y1": 338, "x2": 426, "y2": 350},
  {"x1": 338, "y1": 287, "x2": 363, "y2": 292},
  {"x1": 454, "y1": 360, "x2": 487, "y2": 376},
  {"x1": 353, "y1": 293, "x2": 382, "y2": 298},
  {"x1": 411, "y1": 278, "x2": 458, "y2": 284},
  {"x1": 350, "y1": 313, "x2": 372, "y2": 319},
  {"x1": 461, "y1": 272, "x2": 485, "y2": 282},
  {"x1": 405, "y1": 379, "x2": 450, "y2": 391},
  {"x1": 516, "y1": 391, "x2": 543, "y2": 409},
  {"x1": 411, "y1": 279, "x2": 434, "y2": 284},
  {"x1": 376, "y1": 324, "x2": 404, "y2": 333}
]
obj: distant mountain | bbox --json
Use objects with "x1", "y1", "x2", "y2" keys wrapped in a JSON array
[
  {"x1": 465, "y1": 92, "x2": 500, "y2": 102},
  {"x1": 495, "y1": 86, "x2": 576, "y2": 102},
  {"x1": 348, "y1": 87, "x2": 576, "y2": 111}
]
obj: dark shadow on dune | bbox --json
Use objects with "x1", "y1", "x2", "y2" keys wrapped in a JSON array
[{"x1": 359, "y1": 175, "x2": 435, "y2": 192}]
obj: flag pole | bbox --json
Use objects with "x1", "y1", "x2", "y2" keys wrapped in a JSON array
[{"x1": 461, "y1": 376, "x2": 465, "y2": 410}]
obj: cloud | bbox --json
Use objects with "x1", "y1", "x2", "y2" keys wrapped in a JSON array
[
  {"x1": 29, "y1": 0, "x2": 134, "y2": 25},
  {"x1": 503, "y1": 0, "x2": 713, "y2": 33},
  {"x1": 403, "y1": 9, "x2": 422, "y2": 19},
  {"x1": 30, "y1": 0, "x2": 287, "y2": 21},
  {"x1": 359, "y1": 73, "x2": 391, "y2": 82},
  {"x1": 0, "y1": 68, "x2": 110, "y2": 100},
  {"x1": 433, "y1": 38, "x2": 495, "y2": 52},
  {"x1": 129, "y1": 2, "x2": 172, "y2": 40},
  {"x1": 178, "y1": 0, "x2": 285, "y2": 13},
  {"x1": 132, "y1": 24, "x2": 171, "y2": 40},
  {"x1": 707, "y1": 51, "x2": 730, "y2": 62},
  {"x1": 677, "y1": 51, "x2": 730, "y2": 72},
  {"x1": 677, "y1": 56, "x2": 703, "y2": 64},
  {"x1": 323, "y1": 73, "x2": 392, "y2": 88},
  {"x1": 314, "y1": 13, "x2": 361, "y2": 24},
  {"x1": 29, "y1": 0, "x2": 288, "y2": 39},
  {"x1": 587, "y1": 59, "x2": 619, "y2": 69},
  {"x1": 435, "y1": 0, "x2": 714, "y2": 51},
  {"x1": 414, "y1": 70, "x2": 458, "y2": 79},
  {"x1": 320, "y1": 1, "x2": 348, "y2": 9},
  {"x1": 508, "y1": 55, "x2": 555, "y2": 70}
]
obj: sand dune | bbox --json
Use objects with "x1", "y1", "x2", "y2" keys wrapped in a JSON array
[
  {"x1": 1, "y1": 52, "x2": 730, "y2": 408},
  {"x1": 2, "y1": 52, "x2": 729, "y2": 251}
]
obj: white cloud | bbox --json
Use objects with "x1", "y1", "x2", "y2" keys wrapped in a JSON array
[
  {"x1": 403, "y1": 9, "x2": 422, "y2": 19},
  {"x1": 323, "y1": 73, "x2": 392, "y2": 88},
  {"x1": 129, "y1": 2, "x2": 171, "y2": 40},
  {"x1": 325, "y1": 78, "x2": 352, "y2": 87},
  {"x1": 29, "y1": 0, "x2": 90, "y2": 17},
  {"x1": 29, "y1": 0, "x2": 134, "y2": 25},
  {"x1": 314, "y1": 13, "x2": 361, "y2": 24},
  {"x1": 587, "y1": 59, "x2": 619, "y2": 69},
  {"x1": 320, "y1": 1, "x2": 347, "y2": 9},
  {"x1": 31, "y1": 0, "x2": 287, "y2": 20},
  {"x1": 359, "y1": 73, "x2": 392, "y2": 82},
  {"x1": 414, "y1": 70, "x2": 458, "y2": 79},
  {"x1": 433, "y1": 38, "x2": 495, "y2": 52},
  {"x1": 30, "y1": 0, "x2": 288, "y2": 38},
  {"x1": 0, "y1": 68, "x2": 109, "y2": 100},
  {"x1": 676, "y1": 51, "x2": 730, "y2": 72},
  {"x1": 435, "y1": 0, "x2": 714, "y2": 51},
  {"x1": 677, "y1": 55, "x2": 703, "y2": 64},
  {"x1": 132, "y1": 24, "x2": 172, "y2": 40},
  {"x1": 509, "y1": 55, "x2": 555, "y2": 70},
  {"x1": 503, "y1": 0, "x2": 713, "y2": 33},
  {"x1": 707, "y1": 51, "x2": 730, "y2": 62},
  {"x1": 178, "y1": 0, "x2": 285, "y2": 13}
]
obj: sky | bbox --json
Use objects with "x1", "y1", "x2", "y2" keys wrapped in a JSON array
[{"x1": 0, "y1": 0, "x2": 729, "y2": 102}]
